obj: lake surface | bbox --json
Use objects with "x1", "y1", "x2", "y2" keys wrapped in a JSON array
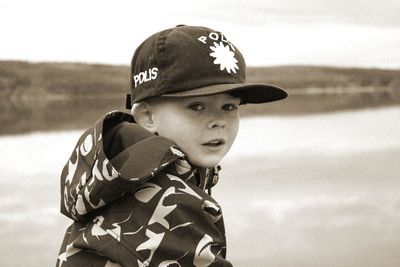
[{"x1": 0, "y1": 107, "x2": 399, "y2": 267}]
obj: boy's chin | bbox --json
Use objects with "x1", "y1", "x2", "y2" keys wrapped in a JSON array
[{"x1": 187, "y1": 156, "x2": 221, "y2": 169}]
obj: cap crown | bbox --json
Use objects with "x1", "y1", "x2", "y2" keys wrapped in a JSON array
[{"x1": 130, "y1": 25, "x2": 246, "y2": 103}]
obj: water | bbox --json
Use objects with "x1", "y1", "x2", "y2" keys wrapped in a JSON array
[{"x1": 1, "y1": 107, "x2": 400, "y2": 267}]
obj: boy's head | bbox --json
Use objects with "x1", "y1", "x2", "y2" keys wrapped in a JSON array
[
  {"x1": 128, "y1": 25, "x2": 288, "y2": 168},
  {"x1": 133, "y1": 94, "x2": 240, "y2": 168}
]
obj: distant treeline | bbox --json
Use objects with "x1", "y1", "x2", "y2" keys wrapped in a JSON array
[
  {"x1": 1, "y1": 60, "x2": 400, "y2": 99},
  {"x1": 1, "y1": 60, "x2": 400, "y2": 135},
  {"x1": 247, "y1": 66, "x2": 400, "y2": 89},
  {"x1": 0, "y1": 61, "x2": 130, "y2": 100}
]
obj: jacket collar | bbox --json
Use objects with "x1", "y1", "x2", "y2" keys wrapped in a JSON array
[{"x1": 169, "y1": 158, "x2": 220, "y2": 194}]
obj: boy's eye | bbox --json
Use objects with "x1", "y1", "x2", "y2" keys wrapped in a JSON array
[
  {"x1": 188, "y1": 103, "x2": 205, "y2": 111},
  {"x1": 222, "y1": 104, "x2": 238, "y2": 111}
]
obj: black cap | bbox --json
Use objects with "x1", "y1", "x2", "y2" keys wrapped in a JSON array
[{"x1": 126, "y1": 25, "x2": 287, "y2": 109}]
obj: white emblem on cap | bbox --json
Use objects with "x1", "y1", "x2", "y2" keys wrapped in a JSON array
[{"x1": 209, "y1": 41, "x2": 239, "y2": 74}]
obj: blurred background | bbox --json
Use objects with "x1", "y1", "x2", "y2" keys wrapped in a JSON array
[{"x1": 1, "y1": 1, "x2": 399, "y2": 266}]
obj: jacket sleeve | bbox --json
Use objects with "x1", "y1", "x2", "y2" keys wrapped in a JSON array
[{"x1": 60, "y1": 111, "x2": 184, "y2": 222}]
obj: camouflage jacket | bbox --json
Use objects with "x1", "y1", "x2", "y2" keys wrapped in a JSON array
[{"x1": 56, "y1": 111, "x2": 233, "y2": 267}]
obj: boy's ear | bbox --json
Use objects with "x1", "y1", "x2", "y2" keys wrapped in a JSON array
[{"x1": 131, "y1": 102, "x2": 157, "y2": 133}]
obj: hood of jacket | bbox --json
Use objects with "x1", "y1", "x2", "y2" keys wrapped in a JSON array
[{"x1": 60, "y1": 111, "x2": 220, "y2": 222}]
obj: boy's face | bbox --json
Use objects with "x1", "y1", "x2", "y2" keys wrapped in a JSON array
[{"x1": 149, "y1": 94, "x2": 240, "y2": 168}]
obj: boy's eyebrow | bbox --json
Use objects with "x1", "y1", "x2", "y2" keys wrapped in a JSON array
[
  {"x1": 227, "y1": 95, "x2": 241, "y2": 101},
  {"x1": 222, "y1": 96, "x2": 241, "y2": 103}
]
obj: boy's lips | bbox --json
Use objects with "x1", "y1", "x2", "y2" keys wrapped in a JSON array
[{"x1": 201, "y1": 138, "x2": 225, "y2": 150}]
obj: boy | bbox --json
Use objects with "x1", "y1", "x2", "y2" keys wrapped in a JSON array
[{"x1": 56, "y1": 25, "x2": 287, "y2": 267}]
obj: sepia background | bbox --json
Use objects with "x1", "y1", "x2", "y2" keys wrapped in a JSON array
[{"x1": 1, "y1": 0, "x2": 399, "y2": 266}]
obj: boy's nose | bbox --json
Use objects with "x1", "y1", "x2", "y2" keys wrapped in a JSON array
[{"x1": 208, "y1": 119, "x2": 225, "y2": 129}]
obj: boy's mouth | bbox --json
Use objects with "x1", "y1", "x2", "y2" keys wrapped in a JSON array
[{"x1": 202, "y1": 139, "x2": 225, "y2": 149}]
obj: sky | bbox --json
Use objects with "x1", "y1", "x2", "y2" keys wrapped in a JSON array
[{"x1": 1, "y1": 0, "x2": 400, "y2": 68}]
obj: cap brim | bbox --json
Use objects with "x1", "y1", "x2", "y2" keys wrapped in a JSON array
[{"x1": 162, "y1": 83, "x2": 288, "y2": 104}]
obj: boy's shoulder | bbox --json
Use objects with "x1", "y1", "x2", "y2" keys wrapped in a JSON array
[{"x1": 60, "y1": 110, "x2": 184, "y2": 220}]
